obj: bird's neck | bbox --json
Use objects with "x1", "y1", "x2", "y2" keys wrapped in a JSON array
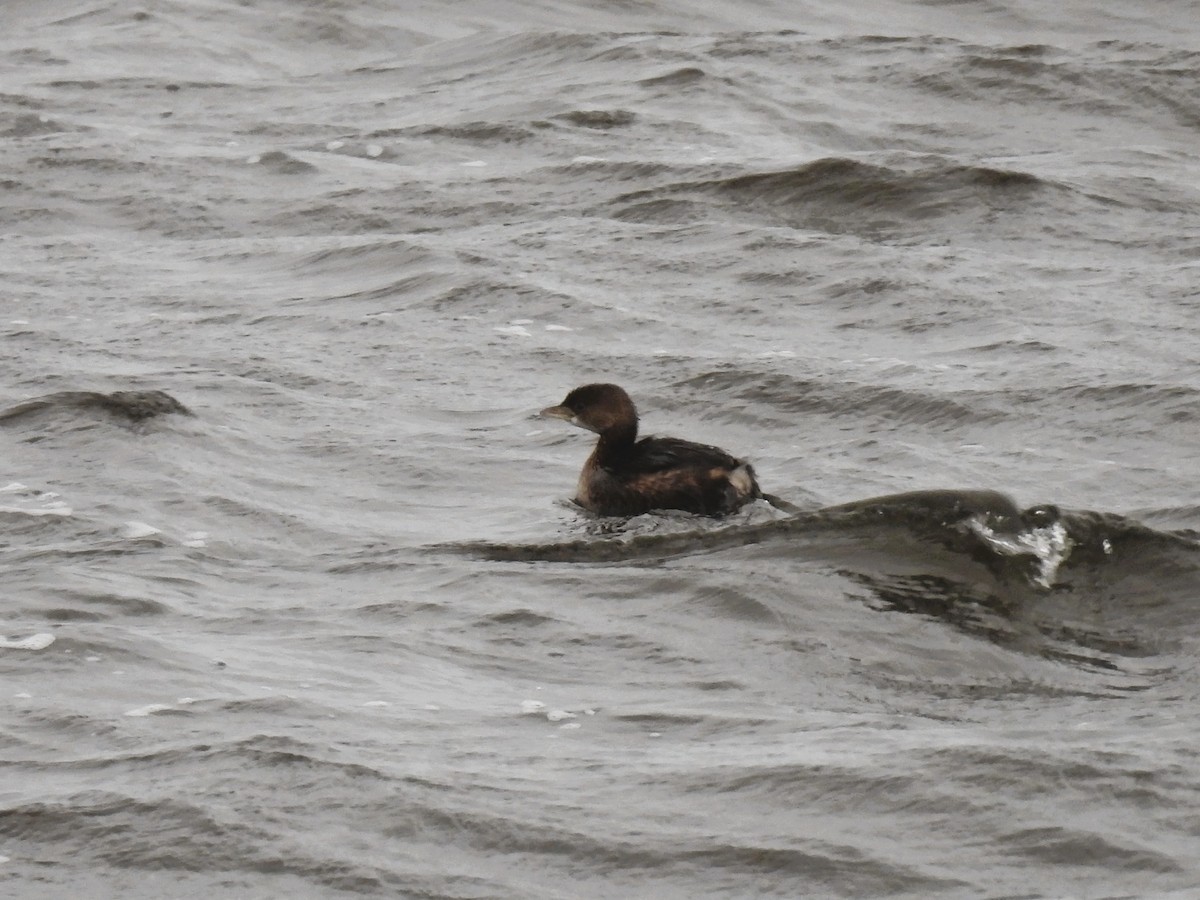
[{"x1": 591, "y1": 422, "x2": 637, "y2": 466}]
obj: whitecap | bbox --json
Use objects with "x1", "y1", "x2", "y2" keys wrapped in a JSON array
[
  {"x1": 0, "y1": 483, "x2": 73, "y2": 517},
  {"x1": 183, "y1": 530, "x2": 209, "y2": 548},
  {"x1": 0, "y1": 633, "x2": 55, "y2": 651},
  {"x1": 494, "y1": 325, "x2": 531, "y2": 337},
  {"x1": 122, "y1": 521, "x2": 161, "y2": 539},
  {"x1": 124, "y1": 703, "x2": 174, "y2": 717},
  {"x1": 965, "y1": 516, "x2": 1073, "y2": 588},
  {"x1": 0, "y1": 504, "x2": 72, "y2": 517}
]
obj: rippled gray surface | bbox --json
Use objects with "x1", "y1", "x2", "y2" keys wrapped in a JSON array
[{"x1": 3, "y1": 1, "x2": 1200, "y2": 897}]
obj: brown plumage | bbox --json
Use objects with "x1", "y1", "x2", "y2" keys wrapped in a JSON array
[{"x1": 540, "y1": 383, "x2": 761, "y2": 517}]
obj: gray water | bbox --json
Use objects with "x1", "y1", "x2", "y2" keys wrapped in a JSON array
[{"x1": 2, "y1": 1, "x2": 1199, "y2": 898}]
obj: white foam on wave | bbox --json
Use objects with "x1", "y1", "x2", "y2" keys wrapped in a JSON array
[
  {"x1": 0, "y1": 504, "x2": 72, "y2": 517},
  {"x1": 494, "y1": 324, "x2": 531, "y2": 337},
  {"x1": 183, "y1": 530, "x2": 209, "y2": 548},
  {"x1": 966, "y1": 516, "x2": 1073, "y2": 588},
  {"x1": 117, "y1": 522, "x2": 211, "y2": 548},
  {"x1": 520, "y1": 698, "x2": 593, "y2": 729},
  {"x1": 0, "y1": 633, "x2": 55, "y2": 651},
  {"x1": 0, "y1": 483, "x2": 73, "y2": 517},
  {"x1": 124, "y1": 703, "x2": 173, "y2": 717},
  {"x1": 122, "y1": 521, "x2": 161, "y2": 539},
  {"x1": 124, "y1": 697, "x2": 199, "y2": 717}
]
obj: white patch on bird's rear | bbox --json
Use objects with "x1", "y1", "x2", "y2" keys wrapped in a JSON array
[{"x1": 728, "y1": 464, "x2": 754, "y2": 497}]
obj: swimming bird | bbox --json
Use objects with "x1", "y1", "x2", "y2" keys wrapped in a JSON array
[{"x1": 540, "y1": 383, "x2": 762, "y2": 517}]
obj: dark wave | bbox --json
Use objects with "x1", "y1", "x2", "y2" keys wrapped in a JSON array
[
  {"x1": 1035, "y1": 382, "x2": 1199, "y2": 417},
  {"x1": 377, "y1": 108, "x2": 633, "y2": 148},
  {"x1": 674, "y1": 370, "x2": 1007, "y2": 429},
  {"x1": 605, "y1": 156, "x2": 1062, "y2": 234},
  {"x1": 415, "y1": 121, "x2": 539, "y2": 143},
  {"x1": 554, "y1": 108, "x2": 637, "y2": 129},
  {"x1": 1, "y1": 112, "x2": 77, "y2": 138},
  {"x1": 397, "y1": 804, "x2": 957, "y2": 895},
  {"x1": 450, "y1": 492, "x2": 1196, "y2": 576},
  {"x1": 554, "y1": 159, "x2": 679, "y2": 181},
  {"x1": 442, "y1": 489, "x2": 1053, "y2": 564},
  {"x1": 0, "y1": 390, "x2": 192, "y2": 425},
  {"x1": 0, "y1": 728, "x2": 960, "y2": 894},
  {"x1": 671, "y1": 371, "x2": 1199, "y2": 435},
  {"x1": 997, "y1": 826, "x2": 1183, "y2": 873},
  {"x1": 638, "y1": 66, "x2": 708, "y2": 87},
  {"x1": 249, "y1": 150, "x2": 316, "y2": 175},
  {"x1": 291, "y1": 238, "x2": 436, "y2": 274},
  {"x1": 0, "y1": 791, "x2": 392, "y2": 893},
  {"x1": 42, "y1": 587, "x2": 171, "y2": 620},
  {"x1": 915, "y1": 42, "x2": 1200, "y2": 132},
  {"x1": 442, "y1": 490, "x2": 1199, "y2": 669}
]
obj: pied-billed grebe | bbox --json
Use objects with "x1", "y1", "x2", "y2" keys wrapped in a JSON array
[{"x1": 540, "y1": 383, "x2": 762, "y2": 517}]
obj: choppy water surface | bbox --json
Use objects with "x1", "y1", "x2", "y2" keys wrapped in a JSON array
[{"x1": 2, "y1": 1, "x2": 1199, "y2": 897}]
